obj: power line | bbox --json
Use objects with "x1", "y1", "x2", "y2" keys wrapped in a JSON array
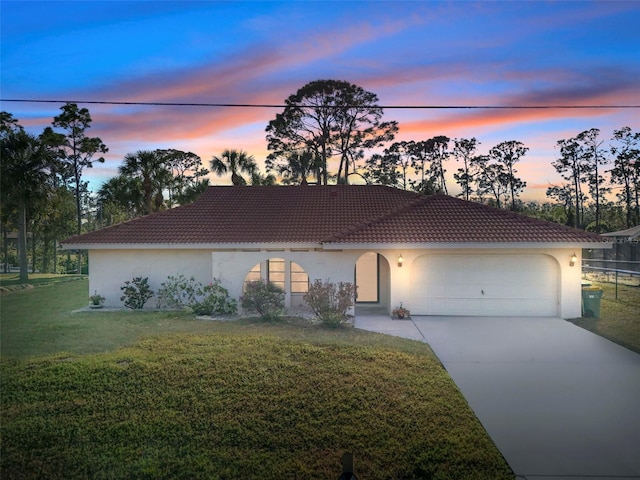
[{"x1": 1, "y1": 98, "x2": 639, "y2": 109}]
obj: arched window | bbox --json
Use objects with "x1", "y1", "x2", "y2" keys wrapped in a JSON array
[
  {"x1": 243, "y1": 259, "x2": 309, "y2": 294},
  {"x1": 290, "y1": 262, "x2": 309, "y2": 293}
]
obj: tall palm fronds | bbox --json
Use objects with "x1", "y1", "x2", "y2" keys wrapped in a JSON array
[
  {"x1": 210, "y1": 149, "x2": 257, "y2": 185},
  {"x1": 1, "y1": 129, "x2": 51, "y2": 280},
  {"x1": 98, "y1": 175, "x2": 145, "y2": 222},
  {"x1": 119, "y1": 150, "x2": 171, "y2": 215}
]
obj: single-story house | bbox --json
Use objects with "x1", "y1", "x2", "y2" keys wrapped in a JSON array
[{"x1": 62, "y1": 185, "x2": 610, "y2": 318}]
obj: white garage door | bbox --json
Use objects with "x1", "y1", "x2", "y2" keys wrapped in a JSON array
[{"x1": 411, "y1": 254, "x2": 559, "y2": 316}]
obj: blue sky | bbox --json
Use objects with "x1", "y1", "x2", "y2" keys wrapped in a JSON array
[{"x1": 2, "y1": 0, "x2": 639, "y2": 200}]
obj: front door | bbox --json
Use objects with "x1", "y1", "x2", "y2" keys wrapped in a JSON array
[{"x1": 355, "y1": 252, "x2": 378, "y2": 303}]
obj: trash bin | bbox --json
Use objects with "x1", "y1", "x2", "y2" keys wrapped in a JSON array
[{"x1": 581, "y1": 286, "x2": 603, "y2": 318}]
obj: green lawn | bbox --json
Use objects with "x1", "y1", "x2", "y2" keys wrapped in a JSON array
[
  {"x1": 1, "y1": 277, "x2": 513, "y2": 479},
  {"x1": 0, "y1": 272, "x2": 86, "y2": 288},
  {"x1": 569, "y1": 280, "x2": 640, "y2": 354}
]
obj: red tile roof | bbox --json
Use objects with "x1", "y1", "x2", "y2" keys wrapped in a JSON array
[{"x1": 62, "y1": 185, "x2": 607, "y2": 246}]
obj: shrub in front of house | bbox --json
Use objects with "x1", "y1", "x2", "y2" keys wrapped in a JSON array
[
  {"x1": 157, "y1": 275, "x2": 237, "y2": 316},
  {"x1": 241, "y1": 280, "x2": 285, "y2": 321},
  {"x1": 156, "y1": 274, "x2": 200, "y2": 309},
  {"x1": 304, "y1": 279, "x2": 355, "y2": 328},
  {"x1": 191, "y1": 280, "x2": 237, "y2": 316},
  {"x1": 120, "y1": 277, "x2": 154, "y2": 309}
]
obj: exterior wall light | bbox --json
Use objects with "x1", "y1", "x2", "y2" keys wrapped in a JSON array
[
  {"x1": 570, "y1": 253, "x2": 577, "y2": 267},
  {"x1": 397, "y1": 254, "x2": 404, "y2": 267}
]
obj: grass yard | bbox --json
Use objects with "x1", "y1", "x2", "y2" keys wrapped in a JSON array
[
  {"x1": 569, "y1": 280, "x2": 640, "y2": 354},
  {"x1": 0, "y1": 272, "x2": 86, "y2": 289},
  {"x1": 1, "y1": 277, "x2": 514, "y2": 479}
]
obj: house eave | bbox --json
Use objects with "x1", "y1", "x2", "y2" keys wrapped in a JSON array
[
  {"x1": 60, "y1": 242, "x2": 323, "y2": 251},
  {"x1": 321, "y1": 241, "x2": 613, "y2": 250},
  {"x1": 62, "y1": 240, "x2": 612, "y2": 251}
]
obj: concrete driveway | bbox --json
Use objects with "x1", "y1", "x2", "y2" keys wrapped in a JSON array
[{"x1": 355, "y1": 315, "x2": 640, "y2": 480}]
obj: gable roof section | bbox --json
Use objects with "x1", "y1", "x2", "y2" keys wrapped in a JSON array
[
  {"x1": 63, "y1": 185, "x2": 419, "y2": 245},
  {"x1": 62, "y1": 185, "x2": 607, "y2": 247},
  {"x1": 326, "y1": 193, "x2": 607, "y2": 244}
]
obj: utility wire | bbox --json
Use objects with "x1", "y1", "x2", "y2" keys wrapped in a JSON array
[{"x1": 1, "y1": 98, "x2": 639, "y2": 109}]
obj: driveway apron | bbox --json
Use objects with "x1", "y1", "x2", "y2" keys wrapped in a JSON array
[
  {"x1": 413, "y1": 317, "x2": 640, "y2": 480},
  {"x1": 408, "y1": 316, "x2": 640, "y2": 480}
]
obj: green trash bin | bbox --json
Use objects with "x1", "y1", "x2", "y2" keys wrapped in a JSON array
[{"x1": 582, "y1": 286, "x2": 603, "y2": 318}]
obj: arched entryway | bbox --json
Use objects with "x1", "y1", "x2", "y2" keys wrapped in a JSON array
[{"x1": 354, "y1": 252, "x2": 390, "y2": 311}]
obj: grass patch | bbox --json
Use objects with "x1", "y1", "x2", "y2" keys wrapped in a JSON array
[
  {"x1": 0, "y1": 273, "x2": 86, "y2": 288},
  {"x1": 1, "y1": 279, "x2": 429, "y2": 360},
  {"x1": 569, "y1": 280, "x2": 640, "y2": 354},
  {"x1": 1, "y1": 277, "x2": 514, "y2": 479}
]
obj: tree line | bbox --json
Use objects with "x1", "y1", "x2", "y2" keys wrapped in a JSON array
[
  {"x1": 261, "y1": 80, "x2": 638, "y2": 229},
  {"x1": 2, "y1": 79, "x2": 639, "y2": 280},
  {"x1": 2, "y1": 105, "x2": 108, "y2": 281}
]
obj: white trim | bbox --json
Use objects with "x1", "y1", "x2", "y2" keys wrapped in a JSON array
[
  {"x1": 321, "y1": 242, "x2": 612, "y2": 250},
  {"x1": 62, "y1": 241, "x2": 611, "y2": 251},
  {"x1": 61, "y1": 242, "x2": 322, "y2": 251}
]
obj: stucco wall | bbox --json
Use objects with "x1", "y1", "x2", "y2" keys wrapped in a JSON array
[
  {"x1": 88, "y1": 249, "x2": 214, "y2": 308},
  {"x1": 88, "y1": 247, "x2": 583, "y2": 318},
  {"x1": 379, "y1": 248, "x2": 582, "y2": 319},
  {"x1": 211, "y1": 250, "x2": 360, "y2": 311},
  {"x1": 89, "y1": 248, "x2": 362, "y2": 310}
]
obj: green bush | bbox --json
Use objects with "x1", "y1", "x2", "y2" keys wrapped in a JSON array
[
  {"x1": 241, "y1": 280, "x2": 285, "y2": 321},
  {"x1": 157, "y1": 275, "x2": 237, "y2": 316},
  {"x1": 192, "y1": 281, "x2": 238, "y2": 316},
  {"x1": 318, "y1": 311, "x2": 349, "y2": 329},
  {"x1": 120, "y1": 276, "x2": 154, "y2": 309},
  {"x1": 304, "y1": 279, "x2": 355, "y2": 328},
  {"x1": 156, "y1": 274, "x2": 199, "y2": 308}
]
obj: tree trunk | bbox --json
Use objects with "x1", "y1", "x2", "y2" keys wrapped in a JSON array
[
  {"x1": 17, "y1": 197, "x2": 28, "y2": 282},
  {"x1": 573, "y1": 172, "x2": 580, "y2": 229},
  {"x1": 42, "y1": 235, "x2": 50, "y2": 274},
  {"x1": 441, "y1": 169, "x2": 448, "y2": 195},
  {"x1": 321, "y1": 143, "x2": 328, "y2": 185},
  {"x1": 635, "y1": 185, "x2": 640, "y2": 226},
  {"x1": 2, "y1": 227, "x2": 8, "y2": 274},
  {"x1": 53, "y1": 233, "x2": 58, "y2": 274},
  {"x1": 594, "y1": 158, "x2": 600, "y2": 232},
  {"x1": 463, "y1": 158, "x2": 470, "y2": 201},
  {"x1": 31, "y1": 231, "x2": 37, "y2": 274},
  {"x1": 75, "y1": 182, "x2": 82, "y2": 274}
]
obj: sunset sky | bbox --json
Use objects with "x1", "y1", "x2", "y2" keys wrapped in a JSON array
[{"x1": 2, "y1": 0, "x2": 639, "y2": 201}]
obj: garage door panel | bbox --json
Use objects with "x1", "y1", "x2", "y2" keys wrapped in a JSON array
[
  {"x1": 418, "y1": 285, "x2": 480, "y2": 298},
  {"x1": 411, "y1": 254, "x2": 558, "y2": 317},
  {"x1": 421, "y1": 298, "x2": 481, "y2": 316}
]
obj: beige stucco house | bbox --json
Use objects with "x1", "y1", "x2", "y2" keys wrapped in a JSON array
[{"x1": 62, "y1": 185, "x2": 610, "y2": 318}]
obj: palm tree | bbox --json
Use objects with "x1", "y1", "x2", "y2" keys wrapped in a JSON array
[
  {"x1": 174, "y1": 178, "x2": 210, "y2": 205},
  {"x1": 210, "y1": 149, "x2": 257, "y2": 186},
  {"x1": 1, "y1": 128, "x2": 50, "y2": 281},
  {"x1": 250, "y1": 171, "x2": 277, "y2": 185},
  {"x1": 277, "y1": 149, "x2": 321, "y2": 185},
  {"x1": 98, "y1": 175, "x2": 145, "y2": 222},
  {"x1": 119, "y1": 150, "x2": 171, "y2": 215}
]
